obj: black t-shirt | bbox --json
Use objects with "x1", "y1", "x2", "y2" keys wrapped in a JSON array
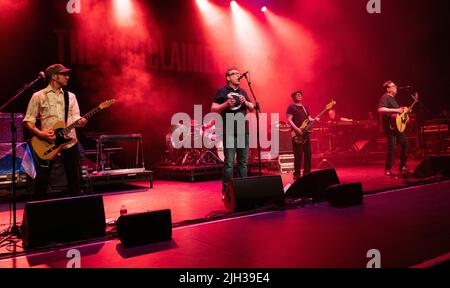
[
  {"x1": 213, "y1": 85, "x2": 251, "y2": 136},
  {"x1": 286, "y1": 103, "x2": 309, "y2": 127},
  {"x1": 378, "y1": 93, "x2": 399, "y2": 131}
]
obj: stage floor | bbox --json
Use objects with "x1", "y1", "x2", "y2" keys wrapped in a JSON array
[
  {"x1": 2, "y1": 158, "x2": 450, "y2": 267},
  {"x1": 0, "y1": 179, "x2": 449, "y2": 268}
]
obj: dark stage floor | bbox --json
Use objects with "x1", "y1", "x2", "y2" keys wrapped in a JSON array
[{"x1": 1, "y1": 159, "x2": 449, "y2": 267}]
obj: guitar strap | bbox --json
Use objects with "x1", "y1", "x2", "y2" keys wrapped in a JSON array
[{"x1": 64, "y1": 90, "x2": 69, "y2": 123}]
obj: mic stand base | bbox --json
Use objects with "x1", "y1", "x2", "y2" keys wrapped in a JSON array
[{"x1": 9, "y1": 225, "x2": 21, "y2": 238}]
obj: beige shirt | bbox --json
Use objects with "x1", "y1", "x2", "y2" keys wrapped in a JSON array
[{"x1": 23, "y1": 85, "x2": 81, "y2": 149}]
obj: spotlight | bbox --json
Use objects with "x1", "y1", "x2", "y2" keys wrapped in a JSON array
[
  {"x1": 230, "y1": 1, "x2": 237, "y2": 8},
  {"x1": 196, "y1": 0, "x2": 208, "y2": 8},
  {"x1": 261, "y1": 6, "x2": 267, "y2": 12}
]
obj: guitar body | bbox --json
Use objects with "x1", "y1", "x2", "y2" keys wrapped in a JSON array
[
  {"x1": 396, "y1": 108, "x2": 410, "y2": 133},
  {"x1": 31, "y1": 121, "x2": 74, "y2": 160},
  {"x1": 291, "y1": 119, "x2": 311, "y2": 144}
]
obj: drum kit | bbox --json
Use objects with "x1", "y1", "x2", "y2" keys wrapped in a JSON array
[{"x1": 164, "y1": 120, "x2": 224, "y2": 166}]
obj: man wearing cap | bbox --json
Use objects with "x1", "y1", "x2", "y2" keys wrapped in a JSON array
[{"x1": 23, "y1": 64, "x2": 87, "y2": 199}]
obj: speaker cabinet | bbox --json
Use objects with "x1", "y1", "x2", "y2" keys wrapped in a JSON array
[
  {"x1": 22, "y1": 195, "x2": 106, "y2": 249},
  {"x1": 285, "y1": 168, "x2": 340, "y2": 200},
  {"x1": 325, "y1": 182, "x2": 363, "y2": 208},
  {"x1": 413, "y1": 156, "x2": 450, "y2": 179},
  {"x1": 223, "y1": 175, "x2": 285, "y2": 212},
  {"x1": 0, "y1": 113, "x2": 24, "y2": 143},
  {"x1": 116, "y1": 209, "x2": 172, "y2": 248}
]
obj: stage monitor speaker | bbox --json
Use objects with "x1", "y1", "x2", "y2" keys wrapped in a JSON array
[
  {"x1": 325, "y1": 182, "x2": 363, "y2": 208},
  {"x1": 22, "y1": 195, "x2": 106, "y2": 249},
  {"x1": 223, "y1": 175, "x2": 285, "y2": 212},
  {"x1": 413, "y1": 156, "x2": 450, "y2": 179},
  {"x1": 116, "y1": 209, "x2": 172, "y2": 248},
  {"x1": 285, "y1": 168, "x2": 340, "y2": 200}
]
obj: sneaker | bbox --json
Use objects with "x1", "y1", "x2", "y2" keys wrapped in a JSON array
[
  {"x1": 399, "y1": 166, "x2": 410, "y2": 174},
  {"x1": 385, "y1": 170, "x2": 396, "y2": 176}
]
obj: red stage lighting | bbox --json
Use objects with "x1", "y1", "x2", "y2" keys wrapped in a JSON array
[
  {"x1": 196, "y1": 0, "x2": 208, "y2": 9},
  {"x1": 113, "y1": 0, "x2": 134, "y2": 27}
]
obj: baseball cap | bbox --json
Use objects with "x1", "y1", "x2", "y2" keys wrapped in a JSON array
[{"x1": 45, "y1": 64, "x2": 72, "y2": 78}]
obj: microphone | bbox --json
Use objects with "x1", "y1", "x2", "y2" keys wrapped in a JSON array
[
  {"x1": 38, "y1": 71, "x2": 46, "y2": 81},
  {"x1": 397, "y1": 85, "x2": 412, "y2": 89},
  {"x1": 238, "y1": 71, "x2": 249, "y2": 80}
]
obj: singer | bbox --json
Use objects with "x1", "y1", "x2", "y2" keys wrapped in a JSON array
[
  {"x1": 211, "y1": 67, "x2": 254, "y2": 196},
  {"x1": 377, "y1": 80, "x2": 409, "y2": 176},
  {"x1": 23, "y1": 64, "x2": 88, "y2": 199}
]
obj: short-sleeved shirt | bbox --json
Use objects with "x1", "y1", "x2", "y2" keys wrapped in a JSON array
[
  {"x1": 286, "y1": 103, "x2": 310, "y2": 128},
  {"x1": 23, "y1": 85, "x2": 81, "y2": 149},
  {"x1": 378, "y1": 93, "x2": 399, "y2": 132},
  {"x1": 213, "y1": 85, "x2": 251, "y2": 136}
]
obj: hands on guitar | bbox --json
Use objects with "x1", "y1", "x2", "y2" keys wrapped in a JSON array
[{"x1": 39, "y1": 129, "x2": 56, "y2": 143}]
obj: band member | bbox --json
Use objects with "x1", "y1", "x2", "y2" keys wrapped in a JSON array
[
  {"x1": 326, "y1": 109, "x2": 352, "y2": 124},
  {"x1": 378, "y1": 80, "x2": 409, "y2": 176},
  {"x1": 286, "y1": 90, "x2": 318, "y2": 180},
  {"x1": 211, "y1": 67, "x2": 254, "y2": 195},
  {"x1": 23, "y1": 64, "x2": 87, "y2": 199}
]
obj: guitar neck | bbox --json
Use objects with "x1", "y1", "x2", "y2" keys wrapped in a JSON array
[
  {"x1": 305, "y1": 107, "x2": 328, "y2": 129},
  {"x1": 62, "y1": 106, "x2": 100, "y2": 134},
  {"x1": 409, "y1": 99, "x2": 419, "y2": 111}
]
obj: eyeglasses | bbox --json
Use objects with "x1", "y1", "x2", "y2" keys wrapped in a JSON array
[
  {"x1": 228, "y1": 72, "x2": 240, "y2": 76},
  {"x1": 56, "y1": 72, "x2": 70, "y2": 76}
]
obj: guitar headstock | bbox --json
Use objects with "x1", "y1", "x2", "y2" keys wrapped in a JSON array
[
  {"x1": 326, "y1": 99, "x2": 337, "y2": 110},
  {"x1": 99, "y1": 99, "x2": 115, "y2": 110}
]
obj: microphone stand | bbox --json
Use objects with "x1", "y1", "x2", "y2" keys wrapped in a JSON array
[
  {"x1": 409, "y1": 91, "x2": 427, "y2": 158},
  {"x1": 241, "y1": 73, "x2": 262, "y2": 176},
  {"x1": 0, "y1": 74, "x2": 43, "y2": 237}
]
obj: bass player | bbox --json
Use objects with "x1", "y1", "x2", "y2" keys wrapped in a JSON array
[{"x1": 286, "y1": 90, "x2": 319, "y2": 180}]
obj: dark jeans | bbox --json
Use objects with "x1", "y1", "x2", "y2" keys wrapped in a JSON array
[
  {"x1": 292, "y1": 139, "x2": 312, "y2": 178},
  {"x1": 33, "y1": 144, "x2": 82, "y2": 200},
  {"x1": 384, "y1": 130, "x2": 409, "y2": 171},
  {"x1": 222, "y1": 134, "x2": 249, "y2": 193}
]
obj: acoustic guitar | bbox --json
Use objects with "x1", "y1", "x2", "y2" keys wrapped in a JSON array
[
  {"x1": 391, "y1": 92, "x2": 419, "y2": 133},
  {"x1": 31, "y1": 99, "x2": 115, "y2": 160}
]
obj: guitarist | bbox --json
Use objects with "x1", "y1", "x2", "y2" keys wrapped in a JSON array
[
  {"x1": 286, "y1": 90, "x2": 319, "y2": 180},
  {"x1": 23, "y1": 64, "x2": 87, "y2": 199},
  {"x1": 377, "y1": 80, "x2": 409, "y2": 176}
]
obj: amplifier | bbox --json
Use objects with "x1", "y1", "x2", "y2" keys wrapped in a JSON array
[
  {"x1": 0, "y1": 113, "x2": 24, "y2": 143},
  {"x1": 423, "y1": 124, "x2": 448, "y2": 133}
]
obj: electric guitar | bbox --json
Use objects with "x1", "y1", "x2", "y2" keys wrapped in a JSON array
[
  {"x1": 391, "y1": 92, "x2": 419, "y2": 133},
  {"x1": 31, "y1": 99, "x2": 115, "y2": 160},
  {"x1": 291, "y1": 100, "x2": 336, "y2": 144}
]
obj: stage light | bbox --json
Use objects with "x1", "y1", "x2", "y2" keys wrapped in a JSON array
[
  {"x1": 113, "y1": 0, "x2": 134, "y2": 27},
  {"x1": 196, "y1": 0, "x2": 208, "y2": 9},
  {"x1": 261, "y1": 6, "x2": 267, "y2": 12},
  {"x1": 230, "y1": 1, "x2": 237, "y2": 8}
]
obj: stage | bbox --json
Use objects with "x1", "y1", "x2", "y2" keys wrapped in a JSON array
[{"x1": 1, "y1": 158, "x2": 450, "y2": 268}]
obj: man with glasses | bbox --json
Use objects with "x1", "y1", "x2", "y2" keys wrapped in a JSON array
[
  {"x1": 211, "y1": 67, "x2": 254, "y2": 196},
  {"x1": 378, "y1": 80, "x2": 409, "y2": 176},
  {"x1": 24, "y1": 64, "x2": 87, "y2": 199}
]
